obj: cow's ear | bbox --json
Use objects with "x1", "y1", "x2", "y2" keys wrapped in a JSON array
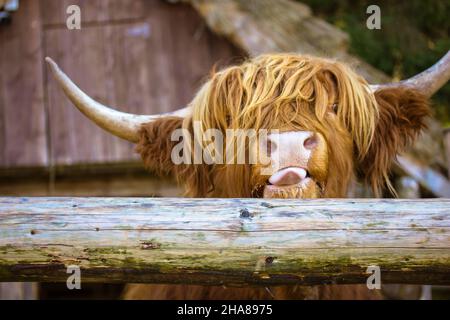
[
  {"x1": 136, "y1": 116, "x2": 215, "y2": 197},
  {"x1": 136, "y1": 116, "x2": 184, "y2": 177},
  {"x1": 359, "y1": 87, "x2": 431, "y2": 195}
]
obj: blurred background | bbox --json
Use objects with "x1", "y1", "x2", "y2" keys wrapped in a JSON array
[{"x1": 0, "y1": 0, "x2": 449, "y2": 299}]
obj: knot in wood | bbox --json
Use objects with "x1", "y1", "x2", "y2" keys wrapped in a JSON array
[{"x1": 239, "y1": 208, "x2": 251, "y2": 218}]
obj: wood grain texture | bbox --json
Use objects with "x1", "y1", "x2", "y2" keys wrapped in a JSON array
[
  {"x1": 0, "y1": 173, "x2": 181, "y2": 197},
  {"x1": 44, "y1": 22, "x2": 144, "y2": 164},
  {"x1": 0, "y1": 0, "x2": 47, "y2": 167},
  {"x1": 0, "y1": 0, "x2": 243, "y2": 168},
  {"x1": 43, "y1": 0, "x2": 244, "y2": 165},
  {"x1": 41, "y1": 0, "x2": 145, "y2": 25},
  {"x1": 0, "y1": 198, "x2": 448, "y2": 285}
]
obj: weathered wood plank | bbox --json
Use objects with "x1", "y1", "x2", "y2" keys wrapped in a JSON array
[
  {"x1": 0, "y1": 0, "x2": 47, "y2": 167},
  {"x1": 0, "y1": 172, "x2": 181, "y2": 197},
  {"x1": 43, "y1": 0, "x2": 244, "y2": 166},
  {"x1": 45, "y1": 22, "x2": 147, "y2": 164},
  {"x1": 0, "y1": 198, "x2": 448, "y2": 285},
  {"x1": 41, "y1": 0, "x2": 145, "y2": 25}
]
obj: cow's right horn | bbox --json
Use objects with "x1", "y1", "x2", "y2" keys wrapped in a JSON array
[
  {"x1": 45, "y1": 57, "x2": 189, "y2": 143},
  {"x1": 370, "y1": 50, "x2": 450, "y2": 98}
]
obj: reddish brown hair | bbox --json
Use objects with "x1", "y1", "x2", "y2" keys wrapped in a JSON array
[
  {"x1": 136, "y1": 55, "x2": 431, "y2": 198},
  {"x1": 360, "y1": 87, "x2": 431, "y2": 196}
]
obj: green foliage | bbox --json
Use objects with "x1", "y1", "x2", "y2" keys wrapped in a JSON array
[{"x1": 300, "y1": 0, "x2": 450, "y2": 125}]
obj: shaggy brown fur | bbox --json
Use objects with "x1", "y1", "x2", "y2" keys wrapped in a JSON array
[
  {"x1": 362, "y1": 87, "x2": 431, "y2": 195},
  {"x1": 123, "y1": 284, "x2": 382, "y2": 300},
  {"x1": 136, "y1": 116, "x2": 183, "y2": 177},
  {"x1": 130, "y1": 54, "x2": 431, "y2": 300}
]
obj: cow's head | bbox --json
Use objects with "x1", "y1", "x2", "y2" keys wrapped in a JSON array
[{"x1": 46, "y1": 52, "x2": 450, "y2": 199}]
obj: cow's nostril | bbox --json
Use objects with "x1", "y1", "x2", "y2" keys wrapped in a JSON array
[{"x1": 303, "y1": 134, "x2": 318, "y2": 150}]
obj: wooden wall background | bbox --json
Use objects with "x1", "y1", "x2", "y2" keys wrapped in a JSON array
[{"x1": 0, "y1": 0, "x2": 243, "y2": 168}]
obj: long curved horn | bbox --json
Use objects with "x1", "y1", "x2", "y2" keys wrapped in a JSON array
[
  {"x1": 45, "y1": 57, "x2": 189, "y2": 143},
  {"x1": 370, "y1": 50, "x2": 450, "y2": 97}
]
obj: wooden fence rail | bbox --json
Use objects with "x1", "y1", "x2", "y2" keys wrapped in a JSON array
[{"x1": 0, "y1": 197, "x2": 449, "y2": 286}]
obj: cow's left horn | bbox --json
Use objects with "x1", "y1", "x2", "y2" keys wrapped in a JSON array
[
  {"x1": 45, "y1": 57, "x2": 189, "y2": 143},
  {"x1": 370, "y1": 50, "x2": 450, "y2": 97}
]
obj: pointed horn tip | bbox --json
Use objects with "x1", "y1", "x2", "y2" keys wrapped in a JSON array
[{"x1": 45, "y1": 57, "x2": 58, "y2": 70}]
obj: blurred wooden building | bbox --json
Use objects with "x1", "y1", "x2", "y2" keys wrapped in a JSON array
[{"x1": 0, "y1": 0, "x2": 244, "y2": 198}]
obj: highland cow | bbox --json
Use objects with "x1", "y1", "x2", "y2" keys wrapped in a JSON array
[{"x1": 45, "y1": 51, "x2": 450, "y2": 299}]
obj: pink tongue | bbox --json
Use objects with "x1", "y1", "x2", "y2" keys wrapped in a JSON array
[{"x1": 269, "y1": 167, "x2": 307, "y2": 186}]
